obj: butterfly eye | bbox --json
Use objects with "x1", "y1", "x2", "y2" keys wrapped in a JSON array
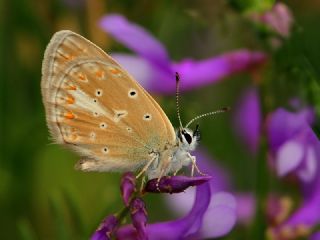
[{"x1": 183, "y1": 132, "x2": 192, "y2": 144}]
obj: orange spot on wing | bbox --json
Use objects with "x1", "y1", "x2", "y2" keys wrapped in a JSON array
[
  {"x1": 67, "y1": 85, "x2": 77, "y2": 90},
  {"x1": 78, "y1": 73, "x2": 87, "y2": 81},
  {"x1": 59, "y1": 52, "x2": 74, "y2": 61},
  {"x1": 96, "y1": 70, "x2": 105, "y2": 78},
  {"x1": 64, "y1": 84, "x2": 77, "y2": 90},
  {"x1": 66, "y1": 95, "x2": 75, "y2": 104},
  {"x1": 65, "y1": 112, "x2": 75, "y2": 119},
  {"x1": 110, "y1": 68, "x2": 121, "y2": 75}
]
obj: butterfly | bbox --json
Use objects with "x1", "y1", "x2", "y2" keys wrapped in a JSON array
[{"x1": 41, "y1": 30, "x2": 227, "y2": 179}]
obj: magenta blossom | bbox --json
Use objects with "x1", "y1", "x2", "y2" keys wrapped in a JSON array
[
  {"x1": 165, "y1": 149, "x2": 256, "y2": 236},
  {"x1": 144, "y1": 175, "x2": 212, "y2": 194},
  {"x1": 121, "y1": 172, "x2": 136, "y2": 206},
  {"x1": 130, "y1": 198, "x2": 148, "y2": 240},
  {"x1": 116, "y1": 182, "x2": 234, "y2": 240},
  {"x1": 266, "y1": 107, "x2": 320, "y2": 239},
  {"x1": 92, "y1": 172, "x2": 235, "y2": 239},
  {"x1": 99, "y1": 14, "x2": 266, "y2": 94},
  {"x1": 91, "y1": 215, "x2": 118, "y2": 240},
  {"x1": 267, "y1": 108, "x2": 317, "y2": 183}
]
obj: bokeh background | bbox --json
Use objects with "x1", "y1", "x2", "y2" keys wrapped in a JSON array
[{"x1": 1, "y1": 0, "x2": 320, "y2": 239}]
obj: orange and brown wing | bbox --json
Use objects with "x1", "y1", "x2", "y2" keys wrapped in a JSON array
[{"x1": 41, "y1": 30, "x2": 176, "y2": 172}]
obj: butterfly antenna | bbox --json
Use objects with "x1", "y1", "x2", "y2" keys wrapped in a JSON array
[
  {"x1": 185, "y1": 107, "x2": 230, "y2": 128},
  {"x1": 175, "y1": 72, "x2": 183, "y2": 128}
]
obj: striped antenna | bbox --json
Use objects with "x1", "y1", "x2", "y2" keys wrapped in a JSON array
[
  {"x1": 185, "y1": 107, "x2": 230, "y2": 128},
  {"x1": 175, "y1": 72, "x2": 183, "y2": 128}
]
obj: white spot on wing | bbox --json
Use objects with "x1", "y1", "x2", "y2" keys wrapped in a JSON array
[
  {"x1": 95, "y1": 89, "x2": 103, "y2": 97},
  {"x1": 143, "y1": 113, "x2": 152, "y2": 121},
  {"x1": 100, "y1": 122, "x2": 107, "y2": 129},
  {"x1": 102, "y1": 146, "x2": 109, "y2": 154},
  {"x1": 113, "y1": 110, "x2": 128, "y2": 122},
  {"x1": 128, "y1": 89, "x2": 138, "y2": 98}
]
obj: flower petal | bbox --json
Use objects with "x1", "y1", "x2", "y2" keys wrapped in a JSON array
[
  {"x1": 171, "y1": 50, "x2": 266, "y2": 92},
  {"x1": 275, "y1": 140, "x2": 304, "y2": 177},
  {"x1": 144, "y1": 176, "x2": 212, "y2": 194},
  {"x1": 233, "y1": 87, "x2": 261, "y2": 154},
  {"x1": 110, "y1": 53, "x2": 168, "y2": 91},
  {"x1": 120, "y1": 172, "x2": 136, "y2": 206},
  {"x1": 298, "y1": 146, "x2": 317, "y2": 183},
  {"x1": 235, "y1": 193, "x2": 256, "y2": 224},
  {"x1": 91, "y1": 215, "x2": 118, "y2": 240},
  {"x1": 311, "y1": 231, "x2": 320, "y2": 240},
  {"x1": 130, "y1": 198, "x2": 148, "y2": 240},
  {"x1": 117, "y1": 183, "x2": 211, "y2": 240},
  {"x1": 267, "y1": 108, "x2": 315, "y2": 152},
  {"x1": 198, "y1": 192, "x2": 236, "y2": 238},
  {"x1": 99, "y1": 14, "x2": 171, "y2": 72}
]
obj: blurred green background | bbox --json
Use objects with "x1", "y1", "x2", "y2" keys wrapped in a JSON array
[{"x1": 1, "y1": 0, "x2": 320, "y2": 239}]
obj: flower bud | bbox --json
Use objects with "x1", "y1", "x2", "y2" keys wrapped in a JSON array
[
  {"x1": 130, "y1": 197, "x2": 148, "y2": 240},
  {"x1": 144, "y1": 175, "x2": 212, "y2": 193},
  {"x1": 120, "y1": 172, "x2": 136, "y2": 206},
  {"x1": 91, "y1": 215, "x2": 118, "y2": 240}
]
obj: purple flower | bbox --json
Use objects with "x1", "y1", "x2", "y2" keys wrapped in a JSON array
[
  {"x1": 91, "y1": 215, "x2": 118, "y2": 240},
  {"x1": 267, "y1": 108, "x2": 318, "y2": 183},
  {"x1": 233, "y1": 87, "x2": 262, "y2": 154},
  {"x1": 99, "y1": 14, "x2": 266, "y2": 94},
  {"x1": 311, "y1": 232, "x2": 320, "y2": 240},
  {"x1": 266, "y1": 107, "x2": 320, "y2": 239},
  {"x1": 130, "y1": 198, "x2": 148, "y2": 240},
  {"x1": 117, "y1": 182, "x2": 213, "y2": 239},
  {"x1": 144, "y1": 175, "x2": 212, "y2": 194},
  {"x1": 164, "y1": 150, "x2": 240, "y2": 238},
  {"x1": 235, "y1": 193, "x2": 256, "y2": 225},
  {"x1": 120, "y1": 172, "x2": 136, "y2": 206}
]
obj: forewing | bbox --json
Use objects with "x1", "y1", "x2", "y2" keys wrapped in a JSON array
[{"x1": 41, "y1": 30, "x2": 176, "y2": 172}]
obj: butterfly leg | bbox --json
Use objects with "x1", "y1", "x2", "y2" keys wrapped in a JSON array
[
  {"x1": 139, "y1": 175, "x2": 146, "y2": 193},
  {"x1": 187, "y1": 153, "x2": 207, "y2": 176},
  {"x1": 155, "y1": 156, "x2": 172, "y2": 191},
  {"x1": 136, "y1": 154, "x2": 158, "y2": 179}
]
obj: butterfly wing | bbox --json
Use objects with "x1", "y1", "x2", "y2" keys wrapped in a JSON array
[{"x1": 41, "y1": 30, "x2": 176, "y2": 172}]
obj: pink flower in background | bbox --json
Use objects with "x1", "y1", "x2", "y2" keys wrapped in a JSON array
[
  {"x1": 99, "y1": 14, "x2": 266, "y2": 94},
  {"x1": 261, "y1": 3, "x2": 293, "y2": 38},
  {"x1": 249, "y1": 2, "x2": 294, "y2": 47},
  {"x1": 249, "y1": 2, "x2": 293, "y2": 38}
]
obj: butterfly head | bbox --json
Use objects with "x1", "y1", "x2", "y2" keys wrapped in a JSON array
[{"x1": 177, "y1": 124, "x2": 200, "y2": 151}]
